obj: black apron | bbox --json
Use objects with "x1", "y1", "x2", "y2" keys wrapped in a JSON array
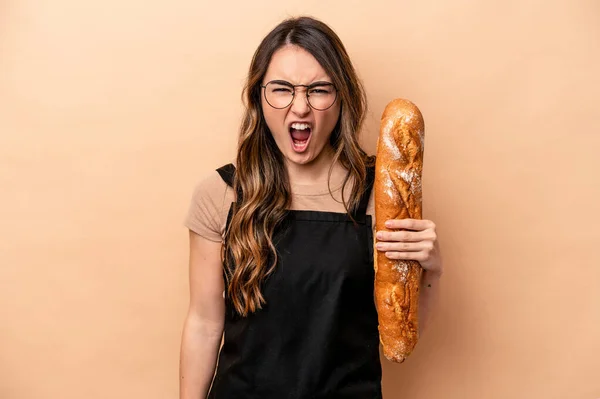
[{"x1": 208, "y1": 163, "x2": 382, "y2": 399}]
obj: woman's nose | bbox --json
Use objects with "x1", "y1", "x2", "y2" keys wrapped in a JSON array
[{"x1": 290, "y1": 90, "x2": 310, "y2": 115}]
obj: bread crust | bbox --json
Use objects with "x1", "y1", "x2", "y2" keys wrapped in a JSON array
[{"x1": 374, "y1": 98, "x2": 425, "y2": 363}]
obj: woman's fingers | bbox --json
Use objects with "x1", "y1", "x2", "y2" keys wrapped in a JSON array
[
  {"x1": 383, "y1": 218, "x2": 435, "y2": 231},
  {"x1": 375, "y1": 229, "x2": 435, "y2": 243},
  {"x1": 383, "y1": 251, "x2": 429, "y2": 262},
  {"x1": 375, "y1": 218, "x2": 440, "y2": 270},
  {"x1": 375, "y1": 240, "x2": 433, "y2": 253}
]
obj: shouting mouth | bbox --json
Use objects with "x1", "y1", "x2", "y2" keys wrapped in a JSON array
[{"x1": 289, "y1": 122, "x2": 312, "y2": 153}]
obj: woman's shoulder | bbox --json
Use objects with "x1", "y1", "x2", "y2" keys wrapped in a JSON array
[
  {"x1": 193, "y1": 164, "x2": 235, "y2": 199},
  {"x1": 184, "y1": 163, "x2": 236, "y2": 242}
]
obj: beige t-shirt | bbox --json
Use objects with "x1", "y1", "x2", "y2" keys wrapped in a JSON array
[{"x1": 185, "y1": 164, "x2": 375, "y2": 242}]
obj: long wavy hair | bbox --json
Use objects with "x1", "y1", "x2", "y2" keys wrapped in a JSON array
[{"x1": 223, "y1": 16, "x2": 372, "y2": 316}]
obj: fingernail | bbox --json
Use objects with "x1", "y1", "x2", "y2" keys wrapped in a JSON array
[
  {"x1": 376, "y1": 232, "x2": 383, "y2": 239},
  {"x1": 385, "y1": 220, "x2": 392, "y2": 228},
  {"x1": 376, "y1": 243, "x2": 383, "y2": 250}
]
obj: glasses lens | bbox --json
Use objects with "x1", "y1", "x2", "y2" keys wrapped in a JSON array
[
  {"x1": 264, "y1": 82, "x2": 294, "y2": 109},
  {"x1": 307, "y1": 84, "x2": 336, "y2": 110}
]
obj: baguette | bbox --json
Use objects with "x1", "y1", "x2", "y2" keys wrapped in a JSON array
[{"x1": 374, "y1": 98, "x2": 425, "y2": 363}]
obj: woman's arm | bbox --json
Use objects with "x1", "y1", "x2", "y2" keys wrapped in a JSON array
[
  {"x1": 418, "y1": 268, "x2": 442, "y2": 337},
  {"x1": 179, "y1": 231, "x2": 225, "y2": 399}
]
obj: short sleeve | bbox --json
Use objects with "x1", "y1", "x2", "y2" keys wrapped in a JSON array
[{"x1": 184, "y1": 171, "x2": 233, "y2": 242}]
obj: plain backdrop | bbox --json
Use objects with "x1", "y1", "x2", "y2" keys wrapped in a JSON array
[{"x1": 1, "y1": 0, "x2": 599, "y2": 398}]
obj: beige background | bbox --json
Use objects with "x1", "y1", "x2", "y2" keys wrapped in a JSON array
[{"x1": 1, "y1": 0, "x2": 599, "y2": 398}]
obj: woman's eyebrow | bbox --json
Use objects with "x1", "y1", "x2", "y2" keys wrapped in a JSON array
[
  {"x1": 308, "y1": 80, "x2": 334, "y2": 86},
  {"x1": 268, "y1": 79, "x2": 294, "y2": 86},
  {"x1": 267, "y1": 79, "x2": 334, "y2": 87}
]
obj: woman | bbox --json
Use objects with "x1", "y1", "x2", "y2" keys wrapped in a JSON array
[{"x1": 180, "y1": 16, "x2": 443, "y2": 399}]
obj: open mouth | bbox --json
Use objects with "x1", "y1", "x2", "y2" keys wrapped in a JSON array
[{"x1": 289, "y1": 122, "x2": 312, "y2": 152}]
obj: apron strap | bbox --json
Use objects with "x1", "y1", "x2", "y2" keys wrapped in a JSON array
[
  {"x1": 217, "y1": 163, "x2": 236, "y2": 187},
  {"x1": 354, "y1": 162, "x2": 376, "y2": 219},
  {"x1": 217, "y1": 163, "x2": 242, "y2": 207}
]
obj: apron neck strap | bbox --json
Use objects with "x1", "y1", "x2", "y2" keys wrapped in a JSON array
[{"x1": 353, "y1": 163, "x2": 375, "y2": 219}]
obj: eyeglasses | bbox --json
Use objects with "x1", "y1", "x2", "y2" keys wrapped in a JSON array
[{"x1": 260, "y1": 80, "x2": 338, "y2": 111}]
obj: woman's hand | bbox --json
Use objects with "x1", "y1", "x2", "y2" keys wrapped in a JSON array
[{"x1": 375, "y1": 218, "x2": 443, "y2": 276}]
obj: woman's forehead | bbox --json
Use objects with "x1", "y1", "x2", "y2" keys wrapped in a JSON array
[{"x1": 263, "y1": 45, "x2": 332, "y2": 84}]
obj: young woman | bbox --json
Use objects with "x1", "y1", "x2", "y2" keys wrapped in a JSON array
[{"x1": 180, "y1": 16, "x2": 443, "y2": 399}]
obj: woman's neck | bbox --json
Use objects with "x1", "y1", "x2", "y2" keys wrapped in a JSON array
[{"x1": 285, "y1": 146, "x2": 343, "y2": 187}]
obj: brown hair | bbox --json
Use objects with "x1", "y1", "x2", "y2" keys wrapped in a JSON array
[{"x1": 223, "y1": 16, "x2": 371, "y2": 316}]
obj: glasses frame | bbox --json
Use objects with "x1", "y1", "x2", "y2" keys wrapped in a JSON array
[{"x1": 260, "y1": 80, "x2": 338, "y2": 111}]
